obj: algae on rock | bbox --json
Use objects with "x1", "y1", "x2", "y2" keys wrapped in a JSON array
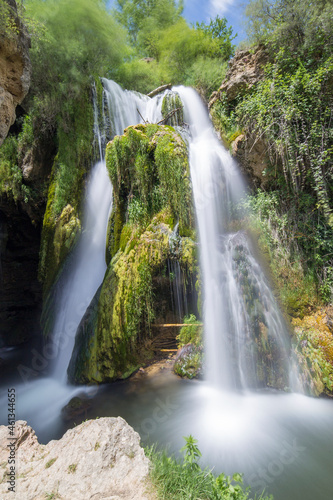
[
  {"x1": 68, "y1": 124, "x2": 199, "y2": 384},
  {"x1": 161, "y1": 91, "x2": 184, "y2": 126}
]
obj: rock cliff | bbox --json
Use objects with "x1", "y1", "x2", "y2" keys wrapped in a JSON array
[
  {"x1": 0, "y1": 417, "x2": 154, "y2": 499},
  {"x1": 209, "y1": 47, "x2": 270, "y2": 188},
  {"x1": 0, "y1": 0, "x2": 31, "y2": 146}
]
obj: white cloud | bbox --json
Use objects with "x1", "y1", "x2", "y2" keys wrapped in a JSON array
[{"x1": 209, "y1": 0, "x2": 236, "y2": 16}]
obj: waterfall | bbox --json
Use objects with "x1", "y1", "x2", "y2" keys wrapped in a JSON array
[
  {"x1": 0, "y1": 79, "x2": 301, "y2": 439},
  {"x1": 176, "y1": 86, "x2": 298, "y2": 391},
  {"x1": 52, "y1": 81, "x2": 299, "y2": 390}
]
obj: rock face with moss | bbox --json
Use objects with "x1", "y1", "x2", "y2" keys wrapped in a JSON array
[
  {"x1": 0, "y1": 0, "x2": 31, "y2": 146},
  {"x1": 37, "y1": 88, "x2": 95, "y2": 333},
  {"x1": 209, "y1": 47, "x2": 270, "y2": 188},
  {"x1": 161, "y1": 90, "x2": 184, "y2": 126},
  {"x1": 68, "y1": 124, "x2": 199, "y2": 384},
  {"x1": 174, "y1": 315, "x2": 204, "y2": 379}
]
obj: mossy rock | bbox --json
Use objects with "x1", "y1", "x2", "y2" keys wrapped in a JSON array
[
  {"x1": 61, "y1": 396, "x2": 92, "y2": 422},
  {"x1": 161, "y1": 91, "x2": 184, "y2": 126},
  {"x1": 39, "y1": 201, "x2": 81, "y2": 298},
  {"x1": 69, "y1": 216, "x2": 199, "y2": 384},
  {"x1": 105, "y1": 123, "x2": 193, "y2": 262},
  {"x1": 69, "y1": 124, "x2": 199, "y2": 384},
  {"x1": 174, "y1": 343, "x2": 203, "y2": 379}
]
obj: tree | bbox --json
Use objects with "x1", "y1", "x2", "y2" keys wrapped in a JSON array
[
  {"x1": 196, "y1": 15, "x2": 236, "y2": 61},
  {"x1": 245, "y1": 0, "x2": 333, "y2": 68},
  {"x1": 115, "y1": 0, "x2": 184, "y2": 45},
  {"x1": 25, "y1": 0, "x2": 128, "y2": 119}
]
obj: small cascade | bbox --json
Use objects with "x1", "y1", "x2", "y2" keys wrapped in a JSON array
[
  {"x1": 51, "y1": 161, "x2": 112, "y2": 380},
  {"x1": 176, "y1": 86, "x2": 299, "y2": 391},
  {"x1": 51, "y1": 80, "x2": 169, "y2": 380},
  {"x1": 167, "y1": 223, "x2": 189, "y2": 320},
  {"x1": 101, "y1": 78, "x2": 164, "y2": 137}
]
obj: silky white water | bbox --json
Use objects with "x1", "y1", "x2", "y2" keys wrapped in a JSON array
[{"x1": 176, "y1": 85, "x2": 299, "y2": 391}]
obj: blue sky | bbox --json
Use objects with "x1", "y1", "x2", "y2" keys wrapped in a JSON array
[
  {"x1": 182, "y1": 0, "x2": 249, "y2": 42},
  {"x1": 109, "y1": 1, "x2": 250, "y2": 43}
]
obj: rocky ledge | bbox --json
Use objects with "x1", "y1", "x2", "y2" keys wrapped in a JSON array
[{"x1": 0, "y1": 417, "x2": 155, "y2": 499}]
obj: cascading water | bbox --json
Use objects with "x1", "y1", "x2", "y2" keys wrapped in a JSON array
[
  {"x1": 0, "y1": 80, "x2": 169, "y2": 437},
  {"x1": 176, "y1": 85, "x2": 299, "y2": 391}
]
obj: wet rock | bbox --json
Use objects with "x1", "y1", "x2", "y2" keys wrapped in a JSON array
[
  {"x1": 174, "y1": 343, "x2": 203, "y2": 379},
  {"x1": 0, "y1": 197, "x2": 42, "y2": 345},
  {"x1": 61, "y1": 396, "x2": 92, "y2": 422},
  {"x1": 0, "y1": 418, "x2": 154, "y2": 499}
]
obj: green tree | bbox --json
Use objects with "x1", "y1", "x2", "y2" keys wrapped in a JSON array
[
  {"x1": 115, "y1": 0, "x2": 183, "y2": 46},
  {"x1": 196, "y1": 15, "x2": 236, "y2": 61},
  {"x1": 246, "y1": 0, "x2": 333, "y2": 69},
  {"x1": 25, "y1": 0, "x2": 128, "y2": 126}
]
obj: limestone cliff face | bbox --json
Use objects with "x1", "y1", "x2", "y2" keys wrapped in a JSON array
[
  {"x1": 209, "y1": 47, "x2": 270, "y2": 188},
  {"x1": 0, "y1": 0, "x2": 31, "y2": 146},
  {"x1": 0, "y1": 418, "x2": 154, "y2": 499},
  {"x1": 210, "y1": 46, "x2": 268, "y2": 107}
]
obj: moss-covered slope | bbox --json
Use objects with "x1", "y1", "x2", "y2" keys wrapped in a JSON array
[{"x1": 68, "y1": 124, "x2": 199, "y2": 384}]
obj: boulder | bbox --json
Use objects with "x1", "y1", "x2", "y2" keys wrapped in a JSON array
[{"x1": 0, "y1": 417, "x2": 155, "y2": 499}]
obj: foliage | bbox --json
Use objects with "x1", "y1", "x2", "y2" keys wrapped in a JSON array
[
  {"x1": 186, "y1": 57, "x2": 228, "y2": 100},
  {"x1": 115, "y1": 59, "x2": 162, "y2": 95},
  {"x1": 0, "y1": 127, "x2": 34, "y2": 203},
  {"x1": 245, "y1": 0, "x2": 333, "y2": 70},
  {"x1": 237, "y1": 61, "x2": 333, "y2": 221},
  {"x1": 155, "y1": 18, "x2": 233, "y2": 87},
  {"x1": 210, "y1": 1, "x2": 333, "y2": 310},
  {"x1": 293, "y1": 323, "x2": 333, "y2": 394},
  {"x1": 115, "y1": 0, "x2": 183, "y2": 46},
  {"x1": 196, "y1": 15, "x2": 236, "y2": 61},
  {"x1": 114, "y1": 1, "x2": 234, "y2": 94},
  {"x1": 146, "y1": 436, "x2": 273, "y2": 500},
  {"x1": 180, "y1": 435, "x2": 202, "y2": 471},
  {"x1": 25, "y1": 0, "x2": 127, "y2": 119},
  {"x1": 0, "y1": 0, "x2": 20, "y2": 38},
  {"x1": 239, "y1": 191, "x2": 321, "y2": 312},
  {"x1": 177, "y1": 314, "x2": 203, "y2": 347},
  {"x1": 210, "y1": 94, "x2": 242, "y2": 147},
  {"x1": 20, "y1": 0, "x2": 128, "y2": 214}
]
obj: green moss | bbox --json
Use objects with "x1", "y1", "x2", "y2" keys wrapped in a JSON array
[
  {"x1": 177, "y1": 315, "x2": 203, "y2": 348},
  {"x1": 106, "y1": 201, "x2": 126, "y2": 264},
  {"x1": 38, "y1": 85, "x2": 96, "y2": 300},
  {"x1": 174, "y1": 347, "x2": 203, "y2": 379},
  {"x1": 70, "y1": 124, "x2": 198, "y2": 383},
  {"x1": 161, "y1": 91, "x2": 184, "y2": 126},
  {"x1": 174, "y1": 315, "x2": 204, "y2": 380},
  {"x1": 106, "y1": 124, "x2": 193, "y2": 234},
  {"x1": 39, "y1": 193, "x2": 81, "y2": 298}
]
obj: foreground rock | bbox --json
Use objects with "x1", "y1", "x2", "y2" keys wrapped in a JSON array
[{"x1": 0, "y1": 417, "x2": 155, "y2": 499}]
